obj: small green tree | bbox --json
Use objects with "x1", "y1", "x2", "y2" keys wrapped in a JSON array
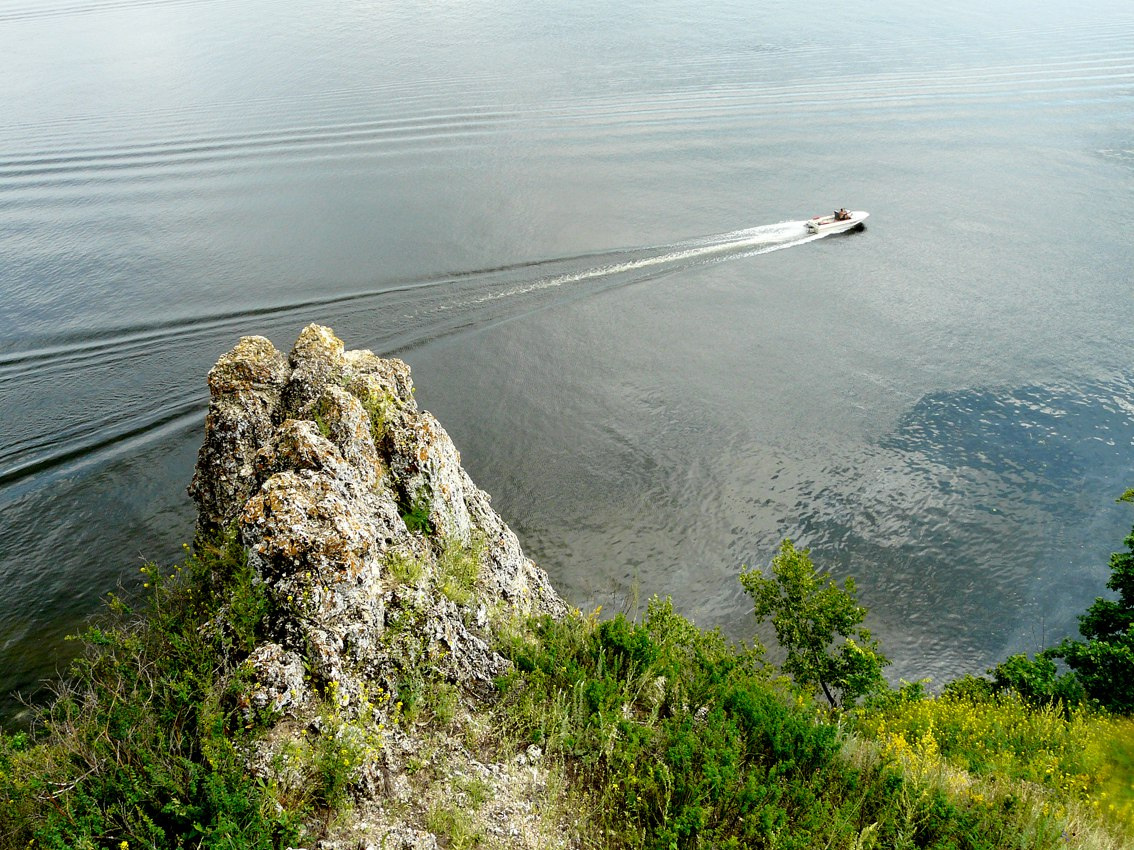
[
  {"x1": 1048, "y1": 489, "x2": 1134, "y2": 714},
  {"x1": 741, "y1": 540, "x2": 889, "y2": 708}
]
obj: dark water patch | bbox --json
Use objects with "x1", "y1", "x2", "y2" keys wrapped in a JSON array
[
  {"x1": 784, "y1": 379, "x2": 1134, "y2": 683},
  {"x1": 879, "y1": 380, "x2": 1134, "y2": 510}
]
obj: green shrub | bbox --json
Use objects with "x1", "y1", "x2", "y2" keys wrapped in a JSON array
[
  {"x1": 989, "y1": 653, "x2": 1084, "y2": 709},
  {"x1": 1049, "y1": 490, "x2": 1134, "y2": 714},
  {"x1": 0, "y1": 530, "x2": 304, "y2": 850},
  {"x1": 399, "y1": 496, "x2": 434, "y2": 536},
  {"x1": 741, "y1": 540, "x2": 890, "y2": 708}
]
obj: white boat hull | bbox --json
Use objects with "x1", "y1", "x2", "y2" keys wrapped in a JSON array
[{"x1": 806, "y1": 210, "x2": 869, "y2": 234}]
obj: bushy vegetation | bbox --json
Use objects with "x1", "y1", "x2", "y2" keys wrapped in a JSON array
[
  {"x1": 1047, "y1": 490, "x2": 1134, "y2": 713},
  {"x1": 0, "y1": 529, "x2": 379, "y2": 850},
  {"x1": 835, "y1": 489, "x2": 1134, "y2": 847},
  {"x1": 493, "y1": 600, "x2": 1096, "y2": 849},
  {"x1": 948, "y1": 490, "x2": 1134, "y2": 716},
  {"x1": 0, "y1": 530, "x2": 301, "y2": 849},
  {"x1": 488, "y1": 499, "x2": 1134, "y2": 848}
]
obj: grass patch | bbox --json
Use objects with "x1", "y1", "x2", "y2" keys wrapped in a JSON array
[
  {"x1": 425, "y1": 801, "x2": 484, "y2": 849},
  {"x1": 385, "y1": 549, "x2": 426, "y2": 586},
  {"x1": 454, "y1": 773, "x2": 493, "y2": 809},
  {"x1": 396, "y1": 675, "x2": 460, "y2": 729},
  {"x1": 436, "y1": 533, "x2": 485, "y2": 606}
]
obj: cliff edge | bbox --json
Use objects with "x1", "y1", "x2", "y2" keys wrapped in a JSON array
[{"x1": 188, "y1": 324, "x2": 569, "y2": 848}]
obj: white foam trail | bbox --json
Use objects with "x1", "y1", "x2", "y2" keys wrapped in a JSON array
[{"x1": 466, "y1": 221, "x2": 823, "y2": 304}]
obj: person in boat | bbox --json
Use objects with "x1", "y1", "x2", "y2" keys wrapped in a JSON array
[{"x1": 835, "y1": 208, "x2": 850, "y2": 221}]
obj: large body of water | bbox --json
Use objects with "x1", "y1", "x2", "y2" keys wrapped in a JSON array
[{"x1": 3, "y1": 0, "x2": 1134, "y2": 715}]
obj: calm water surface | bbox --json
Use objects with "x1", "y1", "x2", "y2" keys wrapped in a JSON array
[{"x1": 3, "y1": 0, "x2": 1134, "y2": 715}]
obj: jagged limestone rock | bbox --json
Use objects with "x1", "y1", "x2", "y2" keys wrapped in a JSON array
[
  {"x1": 341, "y1": 346, "x2": 415, "y2": 407},
  {"x1": 244, "y1": 643, "x2": 307, "y2": 718},
  {"x1": 385, "y1": 408, "x2": 476, "y2": 542},
  {"x1": 316, "y1": 385, "x2": 384, "y2": 488},
  {"x1": 189, "y1": 324, "x2": 570, "y2": 846}
]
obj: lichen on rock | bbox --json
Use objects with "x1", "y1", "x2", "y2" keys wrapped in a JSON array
[{"x1": 188, "y1": 335, "x2": 290, "y2": 532}]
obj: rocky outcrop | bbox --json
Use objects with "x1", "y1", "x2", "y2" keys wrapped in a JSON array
[{"x1": 188, "y1": 325, "x2": 570, "y2": 847}]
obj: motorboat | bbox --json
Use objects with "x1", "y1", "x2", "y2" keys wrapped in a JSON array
[{"x1": 806, "y1": 210, "x2": 869, "y2": 234}]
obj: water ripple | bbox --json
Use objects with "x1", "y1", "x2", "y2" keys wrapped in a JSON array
[{"x1": 0, "y1": 219, "x2": 835, "y2": 493}]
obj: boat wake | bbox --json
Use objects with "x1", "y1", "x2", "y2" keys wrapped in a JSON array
[{"x1": 461, "y1": 220, "x2": 822, "y2": 305}]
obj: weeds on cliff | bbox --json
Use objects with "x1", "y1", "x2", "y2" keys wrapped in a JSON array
[
  {"x1": 425, "y1": 801, "x2": 484, "y2": 849},
  {"x1": 426, "y1": 680, "x2": 460, "y2": 727},
  {"x1": 0, "y1": 528, "x2": 305, "y2": 850},
  {"x1": 358, "y1": 387, "x2": 401, "y2": 443},
  {"x1": 396, "y1": 674, "x2": 461, "y2": 730},
  {"x1": 384, "y1": 548, "x2": 426, "y2": 586},
  {"x1": 312, "y1": 407, "x2": 333, "y2": 439},
  {"x1": 267, "y1": 689, "x2": 381, "y2": 817},
  {"x1": 436, "y1": 533, "x2": 485, "y2": 606},
  {"x1": 493, "y1": 598, "x2": 1105, "y2": 850}
]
